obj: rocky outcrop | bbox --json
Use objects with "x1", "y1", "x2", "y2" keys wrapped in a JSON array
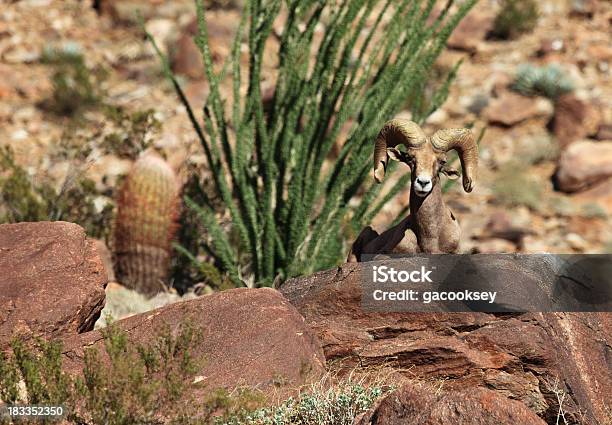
[
  {"x1": 554, "y1": 140, "x2": 612, "y2": 193},
  {"x1": 62, "y1": 288, "x2": 325, "y2": 399},
  {"x1": 356, "y1": 382, "x2": 546, "y2": 425},
  {"x1": 0, "y1": 222, "x2": 108, "y2": 349},
  {"x1": 280, "y1": 262, "x2": 612, "y2": 424}
]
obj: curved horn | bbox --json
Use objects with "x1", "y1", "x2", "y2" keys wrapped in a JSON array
[
  {"x1": 431, "y1": 128, "x2": 478, "y2": 192},
  {"x1": 373, "y1": 119, "x2": 426, "y2": 183}
]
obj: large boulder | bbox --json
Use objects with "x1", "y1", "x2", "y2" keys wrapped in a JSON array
[
  {"x1": 553, "y1": 140, "x2": 612, "y2": 193},
  {"x1": 446, "y1": 8, "x2": 495, "y2": 53},
  {"x1": 280, "y1": 262, "x2": 611, "y2": 424},
  {"x1": 0, "y1": 222, "x2": 108, "y2": 349},
  {"x1": 356, "y1": 382, "x2": 546, "y2": 425},
  {"x1": 552, "y1": 94, "x2": 602, "y2": 149},
  {"x1": 62, "y1": 288, "x2": 325, "y2": 398}
]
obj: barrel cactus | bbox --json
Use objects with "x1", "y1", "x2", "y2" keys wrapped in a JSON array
[{"x1": 113, "y1": 153, "x2": 180, "y2": 296}]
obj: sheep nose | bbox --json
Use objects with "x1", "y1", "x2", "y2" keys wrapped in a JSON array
[{"x1": 416, "y1": 177, "x2": 431, "y2": 186}]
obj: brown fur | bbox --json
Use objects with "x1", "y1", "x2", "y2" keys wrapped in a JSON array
[{"x1": 348, "y1": 143, "x2": 461, "y2": 261}]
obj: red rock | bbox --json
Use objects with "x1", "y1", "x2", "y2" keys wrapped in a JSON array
[
  {"x1": 97, "y1": 0, "x2": 163, "y2": 24},
  {"x1": 62, "y1": 288, "x2": 325, "y2": 398},
  {"x1": 447, "y1": 9, "x2": 495, "y2": 53},
  {"x1": 171, "y1": 33, "x2": 205, "y2": 80},
  {"x1": 484, "y1": 92, "x2": 552, "y2": 126},
  {"x1": 537, "y1": 38, "x2": 565, "y2": 58},
  {"x1": 0, "y1": 222, "x2": 107, "y2": 348},
  {"x1": 280, "y1": 263, "x2": 612, "y2": 424},
  {"x1": 595, "y1": 123, "x2": 612, "y2": 141},
  {"x1": 569, "y1": 0, "x2": 601, "y2": 18},
  {"x1": 356, "y1": 383, "x2": 546, "y2": 425},
  {"x1": 171, "y1": 13, "x2": 237, "y2": 79},
  {"x1": 481, "y1": 210, "x2": 532, "y2": 244},
  {"x1": 473, "y1": 238, "x2": 517, "y2": 253},
  {"x1": 552, "y1": 94, "x2": 602, "y2": 148},
  {"x1": 587, "y1": 43, "x2": 612, "y2": 63},
  {"x1": 93, "y1": 239, "x2": 115, "y2": 283},
  {"x1": 554, "y1": 140, "x2": 612, "y2": 192}
]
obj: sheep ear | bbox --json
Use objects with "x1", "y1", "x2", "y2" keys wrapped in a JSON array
[
  {"x1": 386, "y1": 147, "x2": 403, "y2": 161},
  {"x1": 441, "y1": 167, "x2": 460, "y2": 180}
]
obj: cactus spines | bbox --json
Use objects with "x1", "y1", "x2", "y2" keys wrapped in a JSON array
[{"x1": 113, "y1": 153, "x2": 180, "y2": 296}]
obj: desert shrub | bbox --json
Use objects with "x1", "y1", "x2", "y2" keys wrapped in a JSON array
[
  {"x1": 101, "y1": 106, "x2": 161, "y2": 160},
  {"x1": 0, "y1": 322, "x2": 205, "y2": 424},
  {"x1": 148, "y1": 0, "x2": 477, "y2": 286},
  {"x1": 490, "y1": 0, "x2": 539, "y2": 40},
  {"x1": 491, "y1": 161, "x2": 542, "y2": 210},
  {"x1": 0, "y1": 146, "x2": 113, "y2": 240},
  {"x1": 579, "y1": 203, "x2": 607, "y2": 219},
  {"x1": 218, "y1": 382, "x2": 389, "y2": 425},
  {"x1": 1, "y1": 326, "x2": 389, "y2": 424},
  {"x1": 40, "y1": 44, "x2": 105, "y2": 116},
  {"x1": 511, "y1": 63, "x2": 574, "y2": 100}
]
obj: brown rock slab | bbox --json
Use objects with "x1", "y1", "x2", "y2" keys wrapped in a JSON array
[
  {"x1": 171, "y1": 13, "x2": 238, "y2": 79},
  {"x1": 554, "y1": 140, "x2": 612, "y2": 193},
  {"x1": 356, "y1": 383, "x2": 547, "y2": 425},
  {"x1": 0, "y1": 222, "x2": 108, "y2": 348},
  {"x1": 595, "y1": 123, "x2": 612, "y2": 141},
  {"x1": 552, "y1": 93, "x2": 602, "y2": 148},
  {"x1": 573, "y1": 177, "x2": 612, "y2": 215},
  {"x1": 93, "y1": 239, "x2": 115, "y2": 283},
  {"x1": 480, "y1": 210, "x2": 532, "y2": 244},
  {"x1": 473, "y1": 238, "x2": 517, "y2": 253},
  {"x1": 447, "y1": 9, "x2": 495, "y2": 53},
  {"x1": 62, "y1": 288, "x2": 325, "y2": 399},
  {"x1": 280, "y1": 263, "x2": 612, "y2": 424},
  {"x1": 483, "y1": 92, "x2": 552, "y2": 126}
]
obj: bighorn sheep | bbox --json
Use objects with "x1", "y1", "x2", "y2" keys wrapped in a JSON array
[{"x1": 348, "y1": 119, "x2": 478, "y2": 261}]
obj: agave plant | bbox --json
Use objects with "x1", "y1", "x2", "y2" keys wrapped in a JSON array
[{"x1": 511, "y1": 63, "x2": 574, "y2": 100}]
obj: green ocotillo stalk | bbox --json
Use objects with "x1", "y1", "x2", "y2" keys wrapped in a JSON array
[{"x1": 146, "y1": 0, "x2": 477, "y2": 287}]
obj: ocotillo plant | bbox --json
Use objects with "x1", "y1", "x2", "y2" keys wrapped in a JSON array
[
  {"x1": 147, "y1": 0, "x2": 477, "y2": 286},
  {"x1": 113, "y1": 153, "x2": 180, "y2": 295}
]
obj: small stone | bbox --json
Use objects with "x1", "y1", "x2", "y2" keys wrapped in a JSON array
[
  {"x1": 426, "y1": 108, "x2": 449, "y2": 126},
  {"x1": 474, "y1": 238, "x2": 517, "y2": 253},
  {"x1": 552, "y1": 94, "x2": 602, "y2": 148},
  {"x1": 565, "y1": 233, "x2": 589, "y2": 252},
  {"x1": 537, "y1": 38, "x2": 564, "y2": 57},
  {"x1": 554, "y1": 141, "x2": 612, "y2": 193},
  {"x1": 595, "y1": 124, "x2": 612, "y2": 141},
  {"x1": 145, "y1": 18, "x2": 178, "y2": 55}
]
